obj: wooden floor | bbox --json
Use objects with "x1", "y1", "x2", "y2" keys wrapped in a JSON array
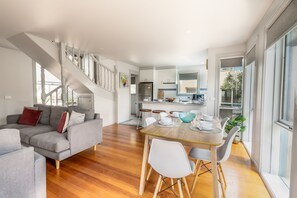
[{"x1": 46, "y1": 124, "x2": 270, "y2": 198}]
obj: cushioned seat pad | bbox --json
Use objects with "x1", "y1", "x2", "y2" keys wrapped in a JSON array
[
  {"x1": 30, "y1": 131, "x2": 70, "y2": 153},
  {"x1": 0, "y1": 124, "x2": 55, "y2": 144},
  {"x1": 0, "y1": 124, "x2": 32, "y2": 130}
]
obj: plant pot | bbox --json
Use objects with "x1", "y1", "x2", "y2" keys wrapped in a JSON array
[{"x1": 233, "y1": 135, "x2": 241, "y2": 144}]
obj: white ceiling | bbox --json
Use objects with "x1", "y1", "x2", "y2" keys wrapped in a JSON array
[{"x1": 0, "y1": 0, "x2": 273, "y2": 67}]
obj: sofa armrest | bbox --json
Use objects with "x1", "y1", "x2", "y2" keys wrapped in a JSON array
[
  {"x1": 0, "y1": 147, "x2": 35, "y2": 198},
  {"x1": 67, "y1": 118, "x2": 103, "y2": 155},
  {"x1": 6, "y1": 114, "x2": 22, "y2": 124},
  {"x1": 34, "y1": 152, "x2": 46, "y2": 198}
]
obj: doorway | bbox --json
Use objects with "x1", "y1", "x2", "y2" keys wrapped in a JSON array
[
  {"x1": 130, "y1": 74, "x2": 138, "y2": 119},
  {"x1": 120, "y1": 73, "x2": 139, "y2": 126}
]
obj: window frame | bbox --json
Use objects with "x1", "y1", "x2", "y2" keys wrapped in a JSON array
[
  {"x1": 177, "y1": 72, "x2": 199, "y2": 96},
  {"x1": 219, "y1": 63, "x2": 244, "y2": 108},
  {"x1": 278, "y1": 35, "x2": 294, "y2": 128}
]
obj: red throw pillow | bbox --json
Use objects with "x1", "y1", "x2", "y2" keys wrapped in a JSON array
[
  {"x1": 57, "y1": 111, "x2": 69, "y2": 133},
  {"x1": 18, "y1": 107, "x2": 43, "y2": 126}
]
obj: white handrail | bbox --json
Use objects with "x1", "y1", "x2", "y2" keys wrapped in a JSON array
[{"x1": 65, "y1": 46, "x2": 115, "y2": 93}]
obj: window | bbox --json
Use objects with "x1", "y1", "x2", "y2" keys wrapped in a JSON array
[
  {"x1": 280, "y1": 29, "x2": 297, "y2": 126},
  {"x1": 178, "y1": 73, "x2": 198, "y2": 94},
  {"x1": 219, "y1": 58, "x2": 243, "y2": 107},
  {"x1": 34, "y1": 62, "x2": 78, "y2": 106},
  {"x1": 261, "y1": 25, "x2": 297, "y2": 197},
  {"x1": 35, "y1": 63, "x2": 62, "y2": 105}
]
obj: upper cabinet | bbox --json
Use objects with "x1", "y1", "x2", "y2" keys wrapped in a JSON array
[
  {"x1": 139, "y1": 69, "x2": 155, "y2": 82},
  {"x1": 156, "y1": 68, "x2": 177, "y2": 85}
]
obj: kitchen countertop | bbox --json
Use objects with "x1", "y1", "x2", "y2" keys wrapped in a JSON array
[{"x1": 140, "y1": 101, "x2": 206, "y2": 106}]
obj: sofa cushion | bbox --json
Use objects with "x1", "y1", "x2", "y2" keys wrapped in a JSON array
[
  {"x1": 34, "y1": 104, "x2": 51, "y2": 125},
  {"x1": 0, "y1": 129, "x2": 21, "y2": 155},
  {"x1": 19, "y1": 125, "x2": 55, "y2": 144},
  {"x1": 50, "y1": 106, "x2": 68, "y2": 129},
  {"x1": 18, "y1": 107, "x2": 43, "y2": 126},
  {"x1": 57, "y1": 111, "x2": 69, "y2": 133},
  {"x1": 0, "y1": 124, "x2": 32, "y2": 130},
  {"x1": 68, "y1": 110, "x2": 85, "y2": 128},
  {"x1": 30, "y1": 131, "x2": 70, "y2": 153},
  {"x1": 68, "y1": 106, "x2": 94, "y2": 121}
]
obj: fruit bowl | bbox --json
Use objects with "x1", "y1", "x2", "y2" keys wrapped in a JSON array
[{"x1": 179, "y1": 112, "x2": 196, "y2": 123}]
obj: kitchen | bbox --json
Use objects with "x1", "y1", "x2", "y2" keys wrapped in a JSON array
[{"x1": 137, "y1": 65, "x2": 208, "y2": 116}]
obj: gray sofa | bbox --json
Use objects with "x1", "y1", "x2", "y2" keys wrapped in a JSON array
[
  {"x1": 0, "y1": 104, "x2": 103, "y2": 169},
  {"x1": 0, "y1": 129, "x2": 46, "y2": 198}
]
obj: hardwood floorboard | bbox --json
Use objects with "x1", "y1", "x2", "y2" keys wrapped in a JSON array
[{"x1": 46, "y1": 124, "x2": 270, "y2": 198}]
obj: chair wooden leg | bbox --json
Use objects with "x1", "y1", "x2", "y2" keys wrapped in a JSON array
[
  {"x1": 217, "y1": 166, "x2": 226, "y2": 198},
  {"x1": 190, "y1": 160, "x2": 202, "y2": 193},
  {"x1": 194, "y1": 160, "x2": 200, "y2": 174},
  {"x1": 219, "y1": 164, "x2": 227, "y2": 189},
  {"x1": 182, "y1": 177, "x2": 191, "y2": 198},
  {"x1": 159, "y1": 179, "x2": 163, "y2": 192},
  {"x1": 171, "y1": 178, "x2": 175, "y2": 190},
  {"x1": 153, "y1": 175, "x2": 162, "y2": 198},
  {"x1": 55, "y1": 160, "x2": 60, "y2": 169},
  {"x1": 177, "y1": 179, "x2": 184, "y2": 198},
  {"x1": 93, "y1": 145, "x2": 97, "y2": 151},
  {"x1": 146, "y1": 166, "x2": 153, "y2": 181}
]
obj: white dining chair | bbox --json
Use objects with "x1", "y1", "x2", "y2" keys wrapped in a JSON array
[
  {"x1": 159, "y1": 112, "x2": 168, "y2": 119},
  {"x1": 145, "y1": 117, "x2": 157, "y2": 127},
  {"x1": 189, "y1": 110, "x2": 200, "y2": 115},
  {"x1": 189, "y1": 126, "x2": 240, "y2": 197},
  {"x1": 149, "y1": 139, "x2": 195, "y2": 198},
  {"x1": 221, "y1": 117, "x2": 230, "y2": 133},
  {"x1": 145, "y1": 117, "x2": 175, "y2": 189}
]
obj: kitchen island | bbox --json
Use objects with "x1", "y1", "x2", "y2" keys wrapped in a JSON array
[{"x1": 141, "y1": 101, "x2": 207, "y2": 113}]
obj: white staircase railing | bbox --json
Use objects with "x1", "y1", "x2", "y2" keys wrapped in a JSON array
[
  {"x1": 65, "y1": 46, "x2": 116, "y2": 93},
  {"x1": 43, "y1": 85, "x2": 63, "y2": 106},
  {"x1": 42, "y1": 85, "x2": 78, "y2": 107}
]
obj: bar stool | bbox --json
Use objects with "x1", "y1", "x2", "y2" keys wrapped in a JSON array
[
  {"x1": 137, "y1": 109, "x2": 152, "y2": 129},
  {"x1": 169, "y1": 111, "x2": 182, "y2": 114},
  {"x1": 152, "y1": 110, "x2": 166, "y2": 120}
]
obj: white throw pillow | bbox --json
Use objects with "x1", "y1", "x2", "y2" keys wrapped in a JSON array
[{"x1": 67, "y1": 110, "x2": 85, "y2": 128}]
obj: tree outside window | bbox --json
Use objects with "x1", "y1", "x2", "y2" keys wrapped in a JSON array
[{"x1": 220, "y1": 69, "x2": 242, "y2": 107}]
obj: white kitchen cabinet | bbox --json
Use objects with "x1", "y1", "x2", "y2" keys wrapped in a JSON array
[{"x1": 139, "y1": 69, "x2": 154, "y2": 82}]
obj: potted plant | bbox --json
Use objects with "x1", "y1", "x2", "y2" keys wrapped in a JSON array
[{"x1": 224, "y1": 115, "x2": 246, "y2": 144}]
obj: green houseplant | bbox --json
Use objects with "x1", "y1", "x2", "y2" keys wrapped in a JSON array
[{"x1": 224, "y1": 115, "x2": 246, "y2": 143}]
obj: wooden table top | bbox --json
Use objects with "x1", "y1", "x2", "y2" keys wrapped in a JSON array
[{"x1": 140, "y1": 122, "x2": 223, "y2": 146}]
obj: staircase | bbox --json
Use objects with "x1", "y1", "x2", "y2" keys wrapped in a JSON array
[
  {"x1": 64, "y1": 45, "x2": 116, "y2": 93},
  {"x1": 8, "y1": 33, "x2": 116, "y2": 103}
]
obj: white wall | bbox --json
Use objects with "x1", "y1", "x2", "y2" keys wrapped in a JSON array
[
  {"x1": 0, "y1": 47, "x2": 33, "y2": 124},
  {"x1": 116, "y1": 61, "x2": 139, "y2": 123},
  {"x1": 100, "y1": 58, "x2": 139, "y2": 124},
  {"x1": 207, "y1": 44, "x2": 246, "y2": 116}
]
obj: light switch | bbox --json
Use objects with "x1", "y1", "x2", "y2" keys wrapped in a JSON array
[{"x1": 4, "y1": 96, "x2": 12, "y2": 100}]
